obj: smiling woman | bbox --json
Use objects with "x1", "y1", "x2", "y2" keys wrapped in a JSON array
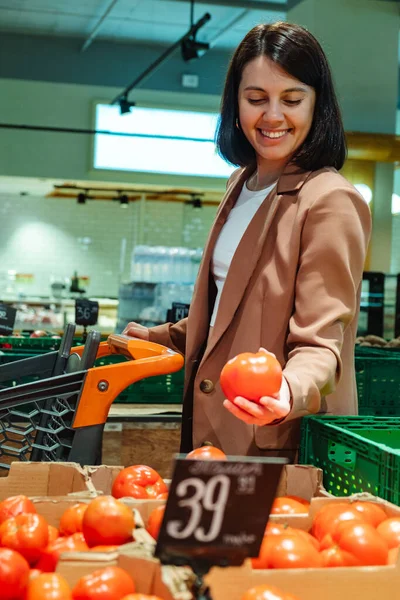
[{"x1": 123, "y1": 22, "x2": 372, "y2": 458}]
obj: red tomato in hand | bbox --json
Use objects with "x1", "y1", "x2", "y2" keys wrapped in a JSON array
[
  {"x1": 186, "y1": 446, "x2": 227, "y2": 460},
  {"x1": 82, "y1": 496, "x2": 134, "y2": 547},
  {"x1": 36, "y1": 533, "x2": 89, "y2": 572},
  {"x1": 146, "y1": 505, "x2": 165, "y2": 540},
  {"x1": 112, "y1": 465, "x2": 168, "y2": 500},
  {"x1": 0, "y1": 494, "x2": 36, "y2": 524},
  {"x1": 59, "y1": 503, "x2": 87, "y2": 536},
  {"x1": 0, "y1": 513, "x2": 49, "y2": 565},
  {"x1": 72, "y1": 566, "x2": 135, "y2": 600},
  {"x1": 26, "y1": 572, "x2": 72, "y2": 600},
  {"x1": 0, "y1": 547, "x2": 30, "y2": 600},
  {"x1": 220, "y1": 351, "x2": 282, "y2": 403}
]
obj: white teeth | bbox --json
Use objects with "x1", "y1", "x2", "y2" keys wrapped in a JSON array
[{"x1": 260, "y1": 130, "x2": 288, "y2": 138}]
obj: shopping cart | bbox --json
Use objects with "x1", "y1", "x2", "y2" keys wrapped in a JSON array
[{"x1": 0, "y1": 324, "x2": 184, "y2": 473}]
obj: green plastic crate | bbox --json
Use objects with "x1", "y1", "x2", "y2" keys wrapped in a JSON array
[
  {"x1": 355, "y1": 353, "x2": 400, "y2": 416},
  {"x1": 299, "y1": 415, "x2": 400, "y2": 503}
]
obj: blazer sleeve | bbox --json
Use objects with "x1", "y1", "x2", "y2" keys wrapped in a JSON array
[
  {"x1": 148, "y1": 318, "x2": 187, "y2": 356},
  {"x1": 281, "y1": 186, "x2": 371, "y2": 422}
]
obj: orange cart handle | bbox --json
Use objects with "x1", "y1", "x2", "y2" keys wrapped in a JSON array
[
  {"x1": 71, "y1": 334, "x2": 178, "y2": 361},
  {"x1": 72, "y1": 335, "x2": 184, "y2": 428}
]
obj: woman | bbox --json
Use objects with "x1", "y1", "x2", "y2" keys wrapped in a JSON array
[{"x1": 123, "y1": 22, "x2": 372, "y2": 460}]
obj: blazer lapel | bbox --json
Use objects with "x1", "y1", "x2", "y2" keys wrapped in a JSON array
[
  {"x1": 202, "y1": 164, "x2": 313, "y2": 362},
  {"x1": 185, "y1": 168, "x2": 249, "y2": 360}
]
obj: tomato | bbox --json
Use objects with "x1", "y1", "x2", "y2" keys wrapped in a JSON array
[
  {"x1": 0, "y1": 495, "x2": 36, "y2": 525},
  {"x1": 351, "y1": 501, "x2": 387, "y2": 527},
  {"x1": 271, "y1": 497, "x2": 308, "y2": 515},
  {"x1": 252, "y1": 532, "x2": 322, "y2": 569},
  {"x1": 59, "y1": 503, "x2": 87, "y2": 536},
  {"x1": 82, "y1": 496, "x2": 134, "y2": 547},
  {"x1": 112, "y1": 466, "x2": 168, "y2": 500},
  {"x1": 26, "y1": 572, "x2": 72, "y2": 600},
  {"x1": 146, "y1": 505, "x2": 165, "y2": 540},
  {"x1": 220, "y1": 351, "x2": 282, "y2": 403},
  {"x1": 263, "y1": 522, "x2": 319, "y2": 551},
  {"x1": 48, "y1": 525, "x2": 59, "y2": 543},
  {"x1": 0, "y1": 547, "x2": 30, "y2": 600},
  {"x1": 284, "y1": 495, "x2": 310, "y2": 508},
  {"x1": 320, "y1": 546, "x2": 361, "y2": 567},
  {"x1": 331, "y1": 521, "x2": 388, "y2": 566},
  {"x1": 186, "y1": 446, "x2": 227, "y2": 460},
  {"x1": 89, "y1": 545, "x2": 119, "y2": 552},
  {"x1": 0, "y1": 513, "x2": 49, "y2": 565},
  {"x1": 36, "y1": 533, "x2": 89, "y2": 572},
  {"x1": 377, "y1": 518, "x2": 400, "y2": 549},
  {"x1": 72, "y1": 566, "x2": 135, "y2": 600},
  {"x1": 241, "y1": 584, "x2": 299, "y2": 600},
  {"x1": 311, "y1": 503, "x2": 365, "y2": 541}
]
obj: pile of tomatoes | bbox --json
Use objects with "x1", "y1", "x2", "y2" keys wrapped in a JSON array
[
  {"x1": 0, "y1": 493, "x2": 144, "y2": 599},
  {"x1": 253, "y1": 499, "x2": 400, "y2": 569}
]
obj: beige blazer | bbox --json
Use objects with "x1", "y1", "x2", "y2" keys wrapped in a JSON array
[{"x1": 149, "y1": 164, "x2": 372, "y2": 457}]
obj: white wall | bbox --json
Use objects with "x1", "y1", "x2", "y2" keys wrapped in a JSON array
[
  {"x1": 0, "y1": 78, "x2": 225, "y2": 191},
  {"x1": 0, "y1": 193, "x2": 218, "y2": 297}
]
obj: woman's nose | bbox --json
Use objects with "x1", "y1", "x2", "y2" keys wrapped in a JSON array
[{"x1": 262, "y1": 101, "x2": 284, "y2": 123}]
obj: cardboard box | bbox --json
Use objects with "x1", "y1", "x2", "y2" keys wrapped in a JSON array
[
  {"x1": 206, "y1": 495, "x2": 400, "y2": 600},
  {"x1": 57, "y1": 546, "x2": 193, "y2": 599},
  {"x1": 0, "y1": 462, "x2": 96, "y2": 500},
  {"x1": 274, "y1": 464, "x2": 329, "y2": 501}
]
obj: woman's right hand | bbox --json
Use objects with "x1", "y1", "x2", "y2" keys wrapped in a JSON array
[{"x1": 122, "y1": 322, "x2": 150, "y2": 341}]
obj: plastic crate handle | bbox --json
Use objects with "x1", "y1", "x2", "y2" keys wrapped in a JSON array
[{"x1": 71, "y1": 335, "x2": 184, "y2": 428}]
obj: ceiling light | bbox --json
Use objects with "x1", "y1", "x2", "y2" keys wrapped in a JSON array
[
  {"x1": 354, "y1": 184, "x2": 372, "y2": 205},
  {"x1": 119, "y1": 194, "x2": 129, "y2": 208},
  {"x1": 191, "y1": 196, "x2": 203, "y2": 209},
  {"x1": 77, "y1": 192, "x2": 87, "y2": 205},
  {"x1": 181, "y1": 37, "x2": 209, "y2": 62},
  {"x1": 119, "y1": 95, "x2": 135, "y2": 115}
]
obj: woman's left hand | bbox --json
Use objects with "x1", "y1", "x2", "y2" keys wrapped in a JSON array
[{"x1": 223, "y1": 374, "x2": 291, "y2": 426}]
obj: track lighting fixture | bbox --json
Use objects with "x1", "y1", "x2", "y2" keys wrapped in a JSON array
[
  {"x1": 119, "y1": 94, "x2": 135, "y2": 115},
  {"x1": 119, "y1": 194, "x2": 129, "y2": 207},
  {"x1": 77, "y1": 192, "x2": 87, "y2": 205}
]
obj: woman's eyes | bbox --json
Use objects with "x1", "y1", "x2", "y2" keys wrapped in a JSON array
[{"x1": 247, "y1": 98, "x2": 302, "y2": 106}]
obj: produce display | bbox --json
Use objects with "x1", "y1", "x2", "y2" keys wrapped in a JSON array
[{"x1": 0, "y1": 347, "x2": 399, "y2": 599}]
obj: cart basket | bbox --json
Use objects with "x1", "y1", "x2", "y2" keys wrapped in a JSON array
[{"x1": 0, "y1": 324, "x2": 183, "y2": 472}]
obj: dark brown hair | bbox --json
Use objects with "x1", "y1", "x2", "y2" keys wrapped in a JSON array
[{"x1": 216, "y1": 22, "x2": 346, "y2": 171}]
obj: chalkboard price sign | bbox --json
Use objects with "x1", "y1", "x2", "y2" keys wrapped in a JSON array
[
  {"x1": 0, "y1": 304, "x2": 17, "y2": 335},
  {"x1": 155, "y1": 455, "x2": 287, "y2": 572},
  {"x1": 75, "y1": 299, "x2": 99, "y2": 327}
]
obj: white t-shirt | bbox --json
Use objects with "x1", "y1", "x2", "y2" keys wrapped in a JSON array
[{"x1": 210, "y1": 180, "x2": 276, "y2": 326}]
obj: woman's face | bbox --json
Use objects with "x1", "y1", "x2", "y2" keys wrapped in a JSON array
[{"x1": 238, "y1": 55, "x2": 316, "y2": 169}]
